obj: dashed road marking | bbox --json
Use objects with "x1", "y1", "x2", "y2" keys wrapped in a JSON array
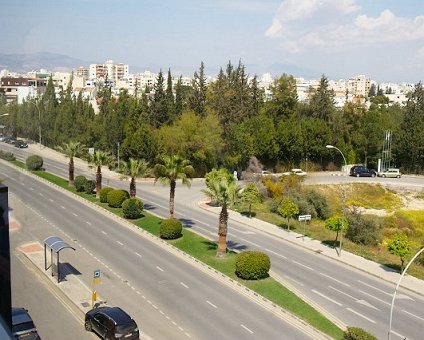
[
  {"x1": 312, "y1": 289, "x2": 342, "y2": 306},
  {"x1": 402, "y1": 309, "x2": 424, "y2": 321},
  {"x1": 346, "y1": 308, "x2": 376, "y2": 323},
  {"x1": 320, "y1": 273, "x2": 350, "y2": 287},
  {"x1": 116, "y1": 241, "x2": 124, "y2": 246},
  {"x1": 241, "y1": 324, "x2": 254, "y2": 334},
  {"x1": 86, "y1": 221, "x2": 92, "y2": 225},
  {"x1": 264, "y1": 248, "x2": 287, "y2": 259},
  {"x1": 206, "y1": 300, "x2": 217, "y2": 308},
  {"x1": 180, "y1": 282, "x2": 189, "y2": 289},
  {"x1": 292, "y1": 260, "x2": 314, "y2": 271},
  {"x1": 156, "y1": 266, "x2": 164, "y2": 272},
  {"x1": 135, "y1": 252, "x2": 142, "y2": 258}
]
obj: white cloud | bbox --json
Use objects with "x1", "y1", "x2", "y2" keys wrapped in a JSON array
[{"x1": 265, "y1": 1, "x2": 424, "y2": 56}]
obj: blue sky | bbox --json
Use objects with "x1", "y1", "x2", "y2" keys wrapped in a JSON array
[{"x1": 1, "y1": 0, "x2": 424, "y2": 82}]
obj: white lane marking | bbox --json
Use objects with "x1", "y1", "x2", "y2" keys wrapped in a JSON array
[
  {"x1": 135, "y1": 252, "x2": 142, "y2": 258},
  {"x1": 358, "y1": 280, "x2": 391, "y2": 296},
  {"x1": 329, "y1": 286, "x2": 357, "y2": 300},
  {"x1": 116, "y1": 241, "x2": 124, "y2": 246},
  {"x1": 239, "y1": 237, "x2": 261, "y2": 247},
  {"x1": 72, "y1": 213, "x2": 78, "y2": 217},
  {"x1": 101, "y1": 230, "x2": 107, "y2": 235},
  {"x1": 390, "y1": 329, "x2": 407, "y2": 339},
  {"x1": 238, "y1": 230, "x2": 256, "y2": 235},
  {"x1": 61, "y1": 205, "x2": 65, "y2": 209},
  {"x1": 312, "y1": 289, "x2": 342, "y2": 306},
  {"x1": 241, "y1": 324, "x2": 254, "y2": 334},
  {"x1": 29, "y1": 187, "x2": 34, "y2": 191},
  {"x1": 156, "y1": 266, "x2": 164, "y2": 272},
  {"x1": 359, "y1": 290, "x2": 390, "y2": 306},
  {"x1": 264, "y1": 248, "x2": 287, "y2": 259},
  {"x1": 206, "y1": 300, "x2": 217, "y2": 308},
  {"x1": 320, "y1": 273, "x2": 350, "y2": 287},
  {"x1": 49, "y1": 199, "x2": 54, "y2": 202},
  {"x1": 346, "y1": 308, "x2": 376, "y2": 324},
  {"x1": 357, "y1": 299, "x2": 380, "y2": 311},
  {"x1": 86, "y1": 221, "x2": 92, "y2": 225},
  {"x1": 180, "y1": 282, "x2": 189, "y2": 289},
  {"x1": 292, "y1": 260, "x2": 314, "y2": 271},
  {"x1": 402, "y1": 309, "x2": 424, "y2": 321},
  {"x1": 39, "y1": 193, "x2": 44, "y2": 196}
]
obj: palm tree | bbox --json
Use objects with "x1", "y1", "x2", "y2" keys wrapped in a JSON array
[
  {"x1": 202, "y1": 178, "x2": 242, "y2": 258},
  {"x1": 57, "y1": 141, "x2": 84, "y2": 187},
  {"x1": 88, "y1": 150, "x2": 114, "y2": 197},
  {"x1": 120, "y1": 158, "x2": 150, "y2": 197},
  {"x1": 154, "y1": 155, "x2": 194, "y2": 218}
]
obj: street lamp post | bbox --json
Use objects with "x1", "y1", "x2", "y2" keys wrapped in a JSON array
[
  {"x1": 388, "y1": 247, "x2": 424, "y2": 339},
  {"x1": 326, "y1": 144, "x2": 347, "y2": 257}
]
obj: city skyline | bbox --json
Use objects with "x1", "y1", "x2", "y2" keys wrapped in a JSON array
[{"x1": 1, "y1": 0, "x2": 424, "y2": 82}]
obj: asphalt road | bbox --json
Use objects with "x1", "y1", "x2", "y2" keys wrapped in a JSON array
[
  {"x1": 10, "y1": 222, "x2": 95, "y2": 339},
  {"x1": 1, "y1": 160, "x2": 314, "y2": 339},
  {"x1": 3, "y1": 143, "x2": 424, "y2": 339}
]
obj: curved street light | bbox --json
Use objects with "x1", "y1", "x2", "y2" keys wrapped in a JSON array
[
  {"x1": 388, "y1": 247, "x2": 424, "y2": 339},
  {"x1": 326, "y1": 144, "x2": 347, "y2": 257}
]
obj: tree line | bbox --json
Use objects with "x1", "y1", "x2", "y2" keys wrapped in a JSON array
[{"x1": 1, "y1": 60, "x2": 424, "y2": 175}]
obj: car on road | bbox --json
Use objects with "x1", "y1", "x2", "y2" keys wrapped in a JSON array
[
  {"x1": 85, "y1": 306, "x2": 139, "y2": 339},
  {"x1": 3, "y1": 136, "x2": 16, "y2": 144},
  {"x1": 14, "y1": 140, "x2": 28, "y2": 148},
  {"x1": 282, "y1": 168, "x2": 307, "y2": 176},
  {"x1": 350, "y1": 165, "x2": 377, "y2": 177},
  {"x1": 11, "y1": 307, "x2": 40, "y2": 340},
  {"x1": 377, "y1": 168, "x2": 401, "y2": 178}
]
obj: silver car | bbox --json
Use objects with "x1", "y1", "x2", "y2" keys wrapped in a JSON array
[{"x1": 378, "y1": 168, "x2": 401, "y2": 178}]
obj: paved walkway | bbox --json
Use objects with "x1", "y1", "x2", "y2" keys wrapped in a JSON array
[{"x1": 199, "y1": 201, "x2": 424, "y2": 296}]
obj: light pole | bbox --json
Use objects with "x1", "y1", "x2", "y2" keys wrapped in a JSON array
[
  {"x1": 388, "y1": 247, "x2": 424, "y2": 339},
  {"x1": 326, "y1": 144, "x2": 347, "y2": 257}
]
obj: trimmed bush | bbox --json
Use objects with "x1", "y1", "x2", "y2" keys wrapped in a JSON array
[
  {"x1": 235, "y1": 250, "x2": 271, "y2": 280},
  {"x1": 99, "y1": 187, "x2": 113, "y2": 203},
  {"x1": 74, "y1": 175, "x2": 87, "y2": 192},
  {"x1": 107, "y1": 189, "x2": 130, "y2": 208},
  {"x1": 160, "y1": 218, "x2": 183, "y2": 239},
  {"x1": 26, "y1": 155, "x2": 43, "y2": 171},
  {"x1": 343, "y1": 327, "x2": 377, "y2": 340},
  {"x1": 84, "y1": 179, "x2": 96, "y2": 194},
  {"x1": 0, "y1": 150, "x2": 15, "y2": 161},
  {"x1": 346, "y1": 213, "x2": 381, "y2": 246},
  {"x1": 122, "y1": 198, "x2": 144, "y2": 219}
]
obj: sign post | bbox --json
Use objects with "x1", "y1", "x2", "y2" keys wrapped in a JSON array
[
  {"x1": 92, "y1": 269, "x2": 101, "y2": 307},
  {"x1": 298, "y1": 215, "x2": 311, "y2": 241}
]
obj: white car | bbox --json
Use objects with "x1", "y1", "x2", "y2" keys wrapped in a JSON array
[
  {"x1": 282, "y1": 168, "x2": 307, "y2": 176},
  {"x1": 377, "y1": 168, "x2": 401, "y2": 178}
]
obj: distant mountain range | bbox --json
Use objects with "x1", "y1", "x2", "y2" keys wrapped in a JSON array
[
  {"x1": 0, "y1": 52, "x2": 319, "y2": 79},
  {"x1": 0, "y1": 52, "x2": 91, "y2": 72}
]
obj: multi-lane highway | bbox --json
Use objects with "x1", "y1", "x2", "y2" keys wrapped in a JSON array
[
  {"x1": 3, "y1": 143, "x2": 424, "y2": 339},
  {"x1": 1, "y1": 157, "x2": 316, "y2": 339}
]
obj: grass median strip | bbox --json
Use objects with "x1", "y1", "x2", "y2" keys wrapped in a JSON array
[{"x1": 24, "y1": 167, "x2": 343, "y2": 339}]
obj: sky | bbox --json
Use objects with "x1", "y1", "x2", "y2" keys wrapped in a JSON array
[{"x1": 1, "y1": 0, "x2": 424, "y2": 82}]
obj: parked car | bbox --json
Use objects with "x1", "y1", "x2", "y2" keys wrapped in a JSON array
[
  {"x1": 282, "y1": 168, "x2": 307, "y2": 176},
  {"x1": 3, "y1": 136, "x2": 16, "y2": 144},
  {"x1": 11, "y1": 307, "x2": 40, "y2": 340},
  {"x1": 14, "y1": 140, "x2": 28, "y2": 148},
  {"x1": 377, "y1": 168, "x2": 401, "y2": 178},
  {"x1": 85, "y1": 306, "x2": 139, "y2": 339},
  {"x1": 350, "y1": 165, "x2": 377, "y2": 177}
]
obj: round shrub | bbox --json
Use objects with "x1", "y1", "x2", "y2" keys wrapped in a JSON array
[
  {"x1": 122, "y1": 198, "x2": 144, "y2": 219},
  {"x1": 99, "y1": 187, "x2": 113, "y2": 203},
  {"x1": 0, "y1": 150, "x2": 15, "y2": 161},
  {"x1": 107, "y1": 189, "x2": 130, "y2": 208},
  {"x1": 235, "y1": 250, "x2": 270, "y2": 280},
  {"x1": 160, "y1": 218, "x2": 183, "y2": 240},
  {"x1": 26, "y1": 155, "x2": 43, "y2": 171},
  {"x1": 74, "y1": 175, "x2": 87, "y2": 192},
  {"x1": 84, "y1": 179, "x2": 96, "y2": 194},
  {"x1": 343, "y1": 327, "x2": 377, "y2": 340}
]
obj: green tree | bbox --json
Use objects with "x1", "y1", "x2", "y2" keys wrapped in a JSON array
[
  {"x1": 202, "y1": 177, "x2": 242, "y2": 258},
  {"x1": 120, "y1": 158, "x2": 150, "y2": 197},
  {"x1": 166, "y1": 68, "x2": 175, "y2": 121},
  {"x1": 387, "y1": 233, "x2": 411, "y2": 272},
  {"x1": 307, "y1": 75, "x2": 336, "y2": 122},
  {"x1": 154, "y1": 155, "x2": 194, "y2": 218},
  {"x1": 57, "y1": 141, "x2": 85, "y2": 186},
  {"x1": 325, "y1": 216, "x2": 347, "y2": 244},
  {"x1": 88, "y1": 150, "x2": 114, "y2": 197},
  {"x1": 150, "y1": 70, "x2": 169, "y2": 127},
  {"x1": 278, "y1": 198, "x2": 299, "y2": 231},
  {"x1": 242, "y1": 182, "x2": 261, "y2": 217},
  {"x1": 264, "y1": 73, "x2": 298, "y2": 121},
  {"x1": 190, "y1": 61, "x2": 207, "y2": 117}
]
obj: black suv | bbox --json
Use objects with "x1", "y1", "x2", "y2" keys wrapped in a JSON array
[
  {"x1": 350, "y1": 165, "x2": 376, "y2": 177},
  {"x1": 11, "y1": 307, "x2": 40, "y2": 340},
  {"x1": 85, "y1": 306, "x2": 139, "y2": 339}
]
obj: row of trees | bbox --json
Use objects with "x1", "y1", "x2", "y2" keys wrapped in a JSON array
[{"x1": 2, "y1": 61, "x2": 424, "y2": 174}]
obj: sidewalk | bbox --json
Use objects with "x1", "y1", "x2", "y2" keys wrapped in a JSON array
[{"x1": 199, "y1": 201, "x2": 424, "y2": 296}]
